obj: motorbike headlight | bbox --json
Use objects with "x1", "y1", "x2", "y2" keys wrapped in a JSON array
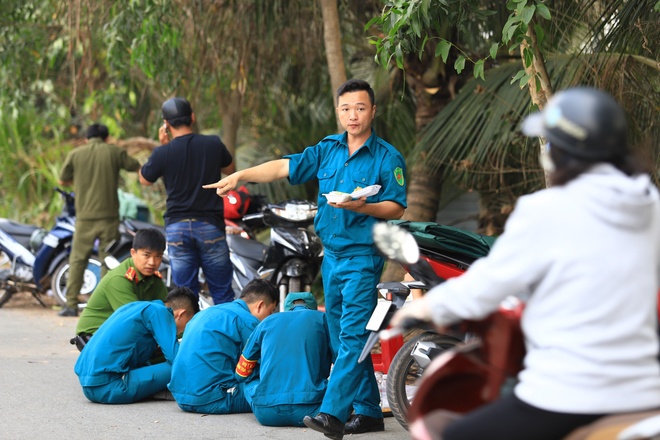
[
  {"x1": 30, "y1": 228, "x2": 48, "y2": 252},
  {"x1": 272, "y1": 202, "x2": 317, "y2": 222}
]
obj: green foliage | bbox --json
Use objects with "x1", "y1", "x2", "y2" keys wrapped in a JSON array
[
  {"x1": 367, "y1": 0, "x2": 506, "y2": 81},
  {"x1": 0, "y1": 103, "x2": 69, "y2": 225},
  {"x1": 414, "y1": 53, "x2": 660, "y2": 203},
  {"x1": 105, "y1": 1, "x2": 181, "y2": 86}
]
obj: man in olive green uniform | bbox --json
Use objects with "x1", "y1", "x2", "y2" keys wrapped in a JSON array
[
  {"x1": 58, "y1": 123, "x2": 141, "y2": 316},
  {"x1": 74, "y1": 228, "x2": 168, "y2": 348}
]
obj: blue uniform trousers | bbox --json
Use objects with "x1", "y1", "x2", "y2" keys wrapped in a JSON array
[
  {"x1": 81, "y1": 362, "x2": 171, "y2": 404},
  {"x1": 177, "y1": 382, "x2": 251, "y2": 414},
  {"x1": 253, "y1": 403, "x2": 321, "y2": 427},
  {"x1": 319, "y1": 252, "x2": 383, "y2": 422},
  {"x1": 244, "y1": 379, "x2": 321, "y2": 426}
]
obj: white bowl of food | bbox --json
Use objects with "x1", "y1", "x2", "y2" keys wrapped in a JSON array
[{"x1": 323, "y1": 191, "x2": 352, "y2": 203}]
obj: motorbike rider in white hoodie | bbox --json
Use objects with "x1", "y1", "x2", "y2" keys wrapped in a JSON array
[{"x1": 392, "y1": 87, "x2": 660, "y2": 440}]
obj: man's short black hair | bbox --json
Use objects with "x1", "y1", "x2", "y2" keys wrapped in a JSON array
[
  {"x1": 165, "y1": 286, "x2": 200, "y2": 315},
  {"x1": 336, "y1": 79, "x2": 375, "y2": 106},
  {"x1": 162, "y1": 97, "x2": 193, "y2": 128},
  {"x1": 132, "y1": 228, "x2": 166, "y2": 253},
  {"x1": 86, "y1": 123, "x2": 109, "y2": 140},
  {"x1": 240, "y1": 279, "x2": 278, "y2": 307}
]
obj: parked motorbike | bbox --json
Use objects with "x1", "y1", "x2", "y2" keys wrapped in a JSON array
[
  {"x1": 224, "y1": 185, "x2": 267, "y2": 239},
  {"x1": 0, "y1": 188, "x2": 102, "y2": 308},
  {"x1": 360, "y1": 220, "x2": 495, "y2": 430},
  {"x1": 105, "y1": 194, "x2": 321, "y2": 312},
  {"x1": 372, "y1": 221, "x2": 660, "y2": 440},
  {"x1": 227, "y1": 199, "x2": 323, "y2": 311}
]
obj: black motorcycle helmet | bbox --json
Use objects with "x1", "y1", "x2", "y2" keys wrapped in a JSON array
[{"x1": 522, "y1": 87, "x2": 628, "y2": 161}]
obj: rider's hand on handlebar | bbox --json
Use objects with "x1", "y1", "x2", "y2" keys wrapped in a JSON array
[{"x1": 390, "y1": 298, "x2": 434, "y2": 330}]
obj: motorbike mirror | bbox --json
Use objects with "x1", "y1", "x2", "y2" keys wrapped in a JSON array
[{"x1": 372, "y1": 222, "x2": 419, "y2": 264}]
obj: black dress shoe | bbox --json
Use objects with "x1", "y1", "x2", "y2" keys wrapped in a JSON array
[
  {"x1": 344, "y1": 414, "x2": 385, "y2": 434},
  {"x1": 58, "y1": 307, "x2": 78, "y2": 317},
  {"x1": 303, "y1": 413, "x2": 344, "y2": 440}
]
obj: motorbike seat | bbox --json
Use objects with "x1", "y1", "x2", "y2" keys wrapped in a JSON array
[
  {"x1": 122, "y1": 219, "x2": 165, "y2": 235},
  {"x1": 563, "y1": 409, "x2": 660, "y2": 440},
  {"x1": 227, "y1": 234, "x2": 267, "y2": 263},
  {"x1": 0, "y1": 219, "x2": 41, "y2": 250},
  {"x1": 411, "y1": 408, "x2": 660, "y2": 440},
  {"x1": 390, "y1": 220, "x2": 496, "y2": 263},
  {"x1": 0, "y1": 219, "x2": 40, "y2": 237}
]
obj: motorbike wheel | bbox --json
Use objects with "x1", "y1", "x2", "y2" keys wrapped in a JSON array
[
  {"x1": 387, "y1": 331, "x2": 461, "y2": 431},
  {"x1": 0, "y1": 253, "x2": 15, "y2": 307},
  {"x1": 0, "y1": 284, "x2": 15, "y2": 308},
  {"x1": 51, "y1": 257, "x2": 103, "y2": 308}
]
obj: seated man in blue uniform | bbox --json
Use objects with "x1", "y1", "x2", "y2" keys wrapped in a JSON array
[
  {"x1": 168, "y1": 279, "x2": 278, "y2": 414},
  {"x1": 235, "y1": 292, "x2": 333, "y2": 426},
  {"x1": 74, "y1": 287, "x2": 199, "y2": 404}
]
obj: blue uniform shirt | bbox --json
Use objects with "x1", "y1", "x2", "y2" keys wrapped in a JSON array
[
  {"x1": 236, "y1": 306, "x2": 333, "y2": 407},
  {"x1": 74, "y1": 300, "x2": 179, "y2": 387},
  {"x1": 285, "y1": 130, "x2": 407, "y2": 256},
  {"x1": 168, "y1": 299, "x2": 259, "y2": 406}
]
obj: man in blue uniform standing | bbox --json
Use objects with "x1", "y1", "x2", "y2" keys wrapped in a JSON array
[
  {"x1": 74, "y1": 287, "x2": 199, "y2": 404},
  {"x1": 235, "y1": 292, "x2": 333, "y2": 426},
  {"x1": 168, "y1": 279, "x2": 278, "y2": 414},
  {"x1": 204, "y1": 79, "x2": 407, "y2": 439}
]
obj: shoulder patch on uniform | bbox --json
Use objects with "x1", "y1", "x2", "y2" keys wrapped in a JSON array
[
  {"x1": 125, "y1": 267, "x2": 138, "y2": 282},
  {"x1": 394, "y1": 167, "x2": 405, "y2": 186},
  {"x1": 236, "y1": 354, "x2": 257, "y2": 378},
  {"x1": 154, "y1": 270, "x2": 162, "y2": 279}
]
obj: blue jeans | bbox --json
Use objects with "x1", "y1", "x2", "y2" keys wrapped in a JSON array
[{"x1": 165, "y1": 220, "x2": 234, "y2": 305}]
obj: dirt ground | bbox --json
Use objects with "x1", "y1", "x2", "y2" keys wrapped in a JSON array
[
  {"x1": 0, "y1": 289, "x2": 409, "y2": 440},
  {"x1": 2, "y1": 289, "x2": 60, "y2": 310}
]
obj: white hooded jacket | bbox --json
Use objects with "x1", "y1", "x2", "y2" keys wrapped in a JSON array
[{"x1": 425, "y1": 164, "x2": 660, "y2": 413}]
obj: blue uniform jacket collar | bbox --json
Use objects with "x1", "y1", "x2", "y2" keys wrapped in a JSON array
[{"x1": 336, "y1": 129, "x2": 377, "y2": 157}]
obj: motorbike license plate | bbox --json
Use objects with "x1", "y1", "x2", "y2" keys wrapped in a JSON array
[{"x1": 366, "y1": 300, "x2": 393, "y2": 332}]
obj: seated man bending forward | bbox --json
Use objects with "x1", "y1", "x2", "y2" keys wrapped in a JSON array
[
  {"x1": 168, "y1": 279, "x2": 278, "y2": 414},
  {"x1": 74, "y1": 287, "x2": 199, "y2": 404},
  {"x1": 236, "y1": 292, "x2": 333, "y2": 426}
]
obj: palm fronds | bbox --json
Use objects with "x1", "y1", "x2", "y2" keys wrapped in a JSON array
[{"x1": 414, "y1": 54, "x2": 660, "y2": 199}]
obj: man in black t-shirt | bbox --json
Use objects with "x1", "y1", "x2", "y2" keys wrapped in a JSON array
[{"x1": 139, "y1": 97, "x2": 236, "y2": 305}]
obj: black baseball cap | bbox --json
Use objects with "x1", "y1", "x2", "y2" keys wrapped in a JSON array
[{"x1": 162, "y1": 97, "x2": 193, "y2": 121}]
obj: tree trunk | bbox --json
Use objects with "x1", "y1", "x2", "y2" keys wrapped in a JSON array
[
  {"x1": 219, "y1": 52, "x2": 248, "y2": 164},
  {"x1": 320, "y1": 0, "x2": 347, "y2": 133},
  {"x1": 380, "y1": 55, "x2": 458, "y2": 284},
  {"x1": 520, "y1": 22, "x2": 554, "y2": 188},
  {"x1": 220, "y1": 88, "x2": 243, "y2": 162}
]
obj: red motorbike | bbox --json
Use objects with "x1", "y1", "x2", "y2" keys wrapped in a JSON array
[
  {"x1": 371, "y1": 221, "x2": 660, "y2": 440},
  {"x1": 361, "y1": 220, "x2": 496, "y2": 430}
]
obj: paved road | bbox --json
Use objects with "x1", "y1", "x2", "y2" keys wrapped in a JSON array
[{"x1": 0, "y1": 301, "x2": 409, "y2": 440}]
